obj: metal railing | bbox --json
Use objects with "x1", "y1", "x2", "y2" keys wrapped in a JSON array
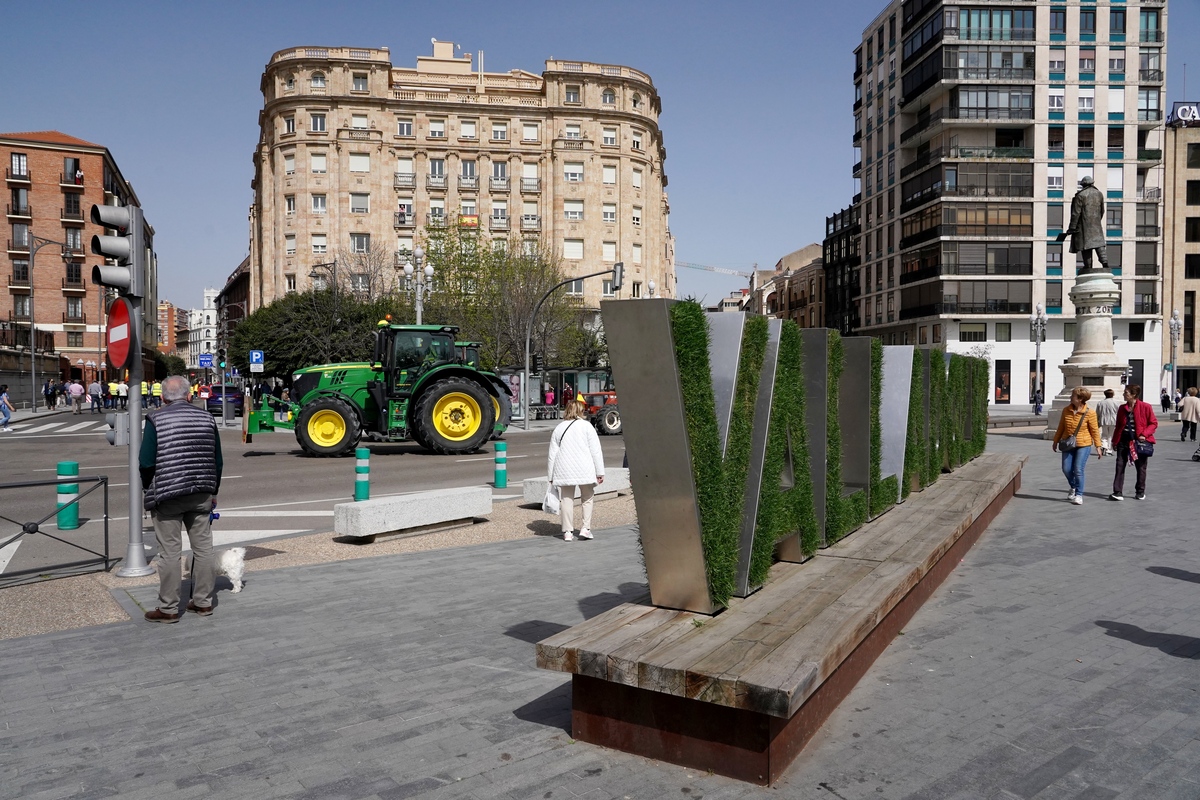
[
  {"x1": 6, "y1": 167, "x2": 31, "y2": 181},
  {"x1": 1137, "y1": 149, "x2": 1163, "y2": 162},
  {"x1": 0, "y1": 320, "x2": 54, "y2": 351},
  {"x1": 489, "y1": 216, "x2": 510, "y2": 231},
  {"x1": 393, "y1": 212, "x2": 415, "y2": 228},
  {"x1": 458, "y1": 175, "x2": 478, "y2": 190},
  {"x1": 1134, "y1": 300, "x2": 1159, "y2": 315},
  {"x1": 1138, "y1": 109, "x2": 1163, "y2": 121},
  {"x1": 7, "y1": 238, "x2": 30, "y2": 253},
  {"x1": 1140, "y1": 69, "x2": 1164, "y2": 82},
  {"x1": 521, "y1": 214, "x2": 541, "y2": 230},
  {"x1": 426, "y1": 175, "x2": 447, "y2": 189},
  {"x1": 950, "y1": 145, "x2": 1034, "y2": 159},
  {"x1": 62, "y1": 276, "x2": 86, "y2": 290},
  {"x1": 7, "y1": 203, "x2": 31, "y2": 217},
  {"x1": 521, "y1": 177, "x2": 541, "y2": 192},
  {"x1": 393, "y1": 172, "x2": 416, "y2": 189},
  {"x1": 0, "y1": 475, "x2": 113, "y2": 588},
  {"x1": 1140, "y1": 30, "x2": 1164, "y2": 43},
  {"x1": 62, "y1": 312, "x2": 86, "y2": 324},
  {"x1": 490, "y1": 176, "x2": 510, "y2": 191}
]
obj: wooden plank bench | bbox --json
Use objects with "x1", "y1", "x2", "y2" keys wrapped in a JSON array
[
  {"x1": 536, "y1": 453, "x2": 1025, "y2": 785},
  {"x1": 333, "y1": 486, "x2": 492, "y2": 543}
]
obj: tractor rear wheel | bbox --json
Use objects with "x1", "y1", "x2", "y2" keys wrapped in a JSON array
[
  {"x1": 596, "y1": 404, "x2": 622, "y2": 435},
  {"x1": 414, "y1": 378, "x2": 495, "y2": 454},
  {"x1": 295, "y1": 396, "x2": 361, "y2": 457}
]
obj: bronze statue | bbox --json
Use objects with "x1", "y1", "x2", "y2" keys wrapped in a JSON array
[{"x1": 1063, "y1": 175, "x2": 1108, "y2": 272}]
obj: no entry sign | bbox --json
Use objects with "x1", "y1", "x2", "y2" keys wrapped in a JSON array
[{"x1": 107, "y1": 297, "x2": 134, "y2": 369}]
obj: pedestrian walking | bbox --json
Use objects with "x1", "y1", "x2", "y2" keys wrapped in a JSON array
[
  {"x1": 117, "y1": 379, "x2": 128, "y2": 410},
  {"x1": 106, "y1": 380, "x2": 117, "y2": 409},
  {"x1": 141, "y1": 380, "x2": 149, "y2": 409},
  {"x1": 88, "y1": 379, "x2": 103, "y2": 414},
  {"x1": 0, "y1": 384, "x2": 14, "y2": 432},
  {"x1": 57, "y1": 380, "x2": 68, "y2": 409},
  {"x1": 151, "y1": 380, "x2": 163, "y2": 408},
  {"x1": 1175, "y1": 389, "x2": 1183, "y2": 412},
  {"x1": 1161, "y1": 387, "x2": 1171, "y2": 413},
  {"x1": 1109, "y1": 384, "x2": 1158, "y2": 501},
  {"x1": 140, "y1": 376, "x2": 224, "y2": 623},
  {"x1": 1096, "y1": 388, "x2": 1121, "y2": 455},
  {"x1": 547, "y1": 399, "x2": 605, "y2": 541},
  {"x1": 68, "y1": 379, "x2": 86, "y2": 414},
  {"x1": 1033, "y1": 388, "x2": 1044, "y2": 416},
  {"x1": 1051, "y1": 386, "x2": 1100, "y2": 505},
  {"x1": 42, "y1": 379, "x2": 54, "y2": 411},
  {"x1": 1180, "y1": 388, "x2": 1200, "y2": 442}
]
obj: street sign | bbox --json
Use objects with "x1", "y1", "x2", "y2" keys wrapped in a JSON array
[
  {"x1": 106, "y1": 298, "x2": 133, "y2": 369},
  {"x1": 231, "y1": 367, "x2": 240, "y2": 377},
  {"x1": 199, "y1": 353, "x2": 213, "y2": 368},
  {"x1": 1166, "y1": 363, "x2": 1175, "y2": 372},
  {"x1": 250, "y1": 363, "x2": 264, "y2": 373},
  {"x1": 249, "y1": 350, "x2": 264, "y2": 365}
]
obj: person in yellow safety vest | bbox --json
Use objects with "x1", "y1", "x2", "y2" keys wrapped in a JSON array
[
  {"x1": 141, "y1": 380, "x2": 150, "y2": 409},
  {"x1": 107, "y1": 381, "x2": 118, "y2": 410},
  {"x1": 151, "y1": 380, "x2": 163, "y2": 408}
]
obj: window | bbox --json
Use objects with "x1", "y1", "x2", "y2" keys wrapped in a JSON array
[
  {"x1": 312, "y1": 234, "x2": 327, "y2": 254},
  {"x1": 310, "y1": 113, "x2": 326, "y2": 133},
  {"x1": 522, "y1": 122, "x2": 539, "y2": 141},
  {"x1": 1187, "y1": 181, "x2": 1200, "y2": 206},
  {"x1": 350, "y1": 193, "x2": 369, "y2": 213},
  {"x1": 1080, "y1": 9, "x2": 1096, "y2": 35},
  {"x1": 1079, "y1": 49, "x2": 1096, "y2": 71},
  {"x1": 1047, "y1": 204, "x2": 1064, "y2": 229},
  {"x1": 1048, "y1": 126, "x2": 1065, "y2": 151},
  {"x1": 602, "y1": 279, "x2": 614, "y2": 296},
  {"x1": 1189, "y1": 144, "x2": 1200, "y2": 170},
  {"x1": 429, "y1": 158, "x2": 445, "y2": 178},
  {"x1": 350, "y1": 233, "x2": 370, "y2": 253},
  {"x1": 429, "y1": 199, "x2": 444, "y2": 221},
  {"x1": 565, "y1": 123, "x2": 582, "y2": 140},
  {"x1": 1138, "y1": 88, "x2": 1160, "y2": 121},
  {"x1": 959, "y1": 323, "x2": 986, "y2": 342},
  {"x1": 429, "y1": 119, "x2": 445, "y2": 138},
  {"x1": 602, "y1": 165, "x2": 617, "y2": 185},
  {"x1": 351, "y1": 114, "x2": 368, "y2": 130},
  {"x1": 9, "y1": 152, "x2": 26, "y2": 178},
  {"x1": 349, "y1": 153, "x2": 370, "y2": 172},
  {"x1": 1046, "y1": 281, "x2": 1063, "y2": 308},
  {"x1": 1048, "y1": 88, "x2": 1064, "y2": 111},
  {"x1": 632, "y1": 169, "x2": 643, "y2": 189},
  {"x1": 602, "y1": 203, "x2": 616, "y2": 223},
  {"x1": 602, "y1": 241, "x2": 617, "y2": 262},
  {"x1": 285, "y1": 195, "x2": 296, "y2": 215},
  {"x1": 564, "y1": 200, "x2": 584, "y2": 221},
  {"x1": 310, "y1": 72, "x2": 325, "y2": 88},
  {"x1": 311, "y1": 152, "x2": 326, "y2": 173},
  {"x1": 1108, "y1": 165, "x2": 1124, "y2": 192},
  {"x1": 461, "y1": 199, "x2": 476, "y2": 216},
  {"x1": 1078, "y1": 126, "x2": 1095, "y2": 151},
  {"x1": 492, "y1": 122, "x2": 508, "y2": 141},
  {"x1": 632, "y1": 94, "x2": 641, "y2": 110},
  {"x1": 285, "y1": 235, "x2": 296, "y2": 255},
  {"x1": 632, "y1": 281, "x2": 642, "y2": 298},
  {"x1": 564, "y1": 162, "x2": 583, "y2": 182},
  {"x1": 1050, "y1": 9, "x2": 1066, "y2": 34},
  {"x1": 1109, "y1": 51, "x2": 1126, "y2": 72},
  {"x1": 1108, "y1": 126, "x2": 1125, "y2": 153},
  {"x1": 460, "y1": 120, "x2": 476, "y2": 139},
  {"x1": 602, "y1": 88, "x2": 615, "y2": 105},
  {"x1": 397, "y1": 119, "x2": 413, "y2": 137},
  {"x1": 1064, "y1": 322, "x2": 1076, "y2": 342},
  {"x1": 632, "y1": 243, "x2": 642, "y2": 263},
  {"x1": 1048, "y1": 49, "x2": 1066, "y2": 71},
  {"x1": 1079, "y1": 88, "x2": 1095, "y2": 113},
  {"x1": 65, "y1": 227, "x2": 81, "y2": 250},
  {"x1": 996, "y1": 322, "x2": 1011, "y2": 342},
  {"x1": 13, "y1": 295, "x2": 30, "y2": 318},
  {"x1": 632, "y1": 131, "x2": 643, "y2": 151},
  {"x1": 565, "y1": 85, "x2": 581, "y2": 104},
  {"x1": 563, "y1": 239, "x2": 584, "y2": 260},
  {"x1": 1129, "y1": 321, "x2": 1145, "y2": 342},
  {"x1": 492, "y1": 161, "x2": 507, "y2": 179},
  {"x1": 284, "y1": 76, "x2": 295, "y2": 91},
  {"x1": 311, "y1": 194, "x2": 326, "y2": 214},
  {"x1": 603, "y1": 127, "x2": 617, "y2": 146},
  {"x1": 1187, "y1": 219, "x2": 1200, "y2": 243},
  {"x1": 1047, "y1": 244, "x2": 1062, "y2": 269},
  {"x1": 1047, "y1": 166, "x2": 1064, "y2": 191},
  {"x1": 1107, "y1": 205, "x2": 1122, "y2": 229},
  {"x1": 1186, "y1": 254, "x2": 1200, "y2": 279},
  {"x1": 565, "y1": 279, "x2": 584, "y2": 296},
  {"x1": 397, "y1": 235, "x2": 413, "y2": 256},
  {"x1": 1109, "y1": 87, "x2": 1126, "y2": 115},
  {"x1": 461, "y1": 159, "x2": 476, "y2": 179},
  {"x1": 632, "y1": 206, "x2": 642, "y2": 226},
  {"x1": 353, "y1": 73, "x2": 368, "y2": 92},
  {"x1": 284, "y1": 116, "x2": 295, "y2": 134},
  {"x1": 1111, "y1": 9, "x2": 1126, "y2": 34}
]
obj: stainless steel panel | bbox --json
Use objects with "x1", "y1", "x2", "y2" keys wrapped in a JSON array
[
  {"x1": 839, "y1": 338, "x2": 872, "y2": 502},
  {"x1": 789, "y1": 329, "x2": 828, "y2": 552},
  {"x1": 706, "y1": 314, "x2": 745, "y2": 458},
  {"x1": 880, "y1": 345, "x2": 914, "y2": 504},
  {"x1": 734, "y1": 318, "x2": 781, "y2": 597},
  {"x1": 601, "y1": 299, "x2": 718, "y2": 614}
]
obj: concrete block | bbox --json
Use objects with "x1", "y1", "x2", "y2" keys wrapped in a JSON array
[
  {"x1": 522, "y1": 468, "x2": 631, "y2": 504},
  {"x1": 334, "y1": 486, "x2": 492, "y2": 538}
]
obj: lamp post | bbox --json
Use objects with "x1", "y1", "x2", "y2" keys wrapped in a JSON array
[
  {"x1": 1030, "y1": 303, "x2": 1047, "y2": 414},
  {"x1": 1169, "y1": 308, "x2": 1182, "y2": 408},
  {"x1": 402, "y1": 245, "x2": 434, "y2": 325},
  {"x1": 647, "y1": 279, "x2": 656, "y2": 298},
  {"x1": 26, "y1": 234, "x2": 68, "y2": 413},
  {"x1": 217, "y1": 300, "x2": 249, "y2": 425}
]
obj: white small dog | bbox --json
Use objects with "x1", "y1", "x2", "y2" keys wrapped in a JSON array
[{"x1": 216, "y1": 547, "x2": 247, "y2": 592}]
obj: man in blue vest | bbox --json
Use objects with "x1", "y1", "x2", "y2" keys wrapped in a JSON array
[{"x1": 139, "y1": 375, "x2": 223, "y2": 622}]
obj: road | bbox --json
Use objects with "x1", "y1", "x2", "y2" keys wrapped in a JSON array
[{"x1": 0, "y1": 407, "x2": 625, "y2": 582}]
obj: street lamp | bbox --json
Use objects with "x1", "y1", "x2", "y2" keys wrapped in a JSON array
[
  {"x1": 647, "y1": 279, "x2": 656, "y2": 298},
  {"x1": 402, "y1": 245, "x2": 435, "y2": 325},
  {"x1": 1030, "y1": 302, "x2": 1048, "y2": 414},
  {"x1": 1169, "y1": 308, "x2": 1182, "y2": 407}
]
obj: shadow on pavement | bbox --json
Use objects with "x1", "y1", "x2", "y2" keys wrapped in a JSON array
[
  {"x1": 1147, "y1": 566, "x2": 1200, "y2": 585},
  {"x1": 511, "y1": 682, "x2": 571, "y2": 733},
  {"x1": 503, "y1": 619, "x2": 571, "y2": 644},
  {"x1": 1095, "y1": 620, "x2": 1200, "y2": 658}
]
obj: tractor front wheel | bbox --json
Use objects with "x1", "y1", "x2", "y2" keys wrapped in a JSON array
[
  {"x1": 596, "y1": 404, "x2": 622, "y2": 435},
  {"x1": 295, "y1": 397, "x2": 361, "y2": 457},
  {"x1": 415, "y1": 379, "x2": 496, "y2": 454}
]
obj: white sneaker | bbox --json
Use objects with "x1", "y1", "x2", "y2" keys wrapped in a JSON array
[
  {"x1": 562, "y1": 532, "x2": 575, "y2": 541},
  {"x1": 1068, "y1": 489, "x2": 1076, "y2": 500},
  {"x1": 1, "y1": 427, "x2": 11, "y2": 433},
  {"x1": 578, "y1": 529, "x2": 593, "y2": 540},
  {"x1": 1071, "y1": 495, "x2": 1083, "y2": 505}
]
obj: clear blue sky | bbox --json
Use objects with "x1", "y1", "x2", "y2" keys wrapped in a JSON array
[{"x1": 2, "y1": 0, "x2": 1196, "y2": 310}]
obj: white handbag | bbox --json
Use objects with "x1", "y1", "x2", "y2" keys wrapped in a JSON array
[{"x1": 543, "y1": 421, "x2": 577, "y2": 515}]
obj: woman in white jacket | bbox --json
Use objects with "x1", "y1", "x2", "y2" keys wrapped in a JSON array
[{"x1": 547, "y1": 399, "x2": 606, "y2": 541}]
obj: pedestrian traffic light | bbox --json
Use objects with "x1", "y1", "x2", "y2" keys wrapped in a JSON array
[
  {"x1": 218, "y1": 348, "x2": 227, "y2": 369},
  {"x1": 105, "y1": 411, "x2": 129, "y2": 446},
  {"x1": 89, "y1": 203, "x2": 145, "y2": 298},
  {"x1": 612, "y1": 261, "x2": 624, "y2": 293}
]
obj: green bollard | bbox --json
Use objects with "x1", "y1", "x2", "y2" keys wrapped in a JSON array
[
  {"x1": 494, "y1": 441, "x2": 507, "y2": 489},
  {"x1": 354, "y1": 447, "x2": 370, "y2": 501},
  {"x1": 56, "y1": 461, "x2": 80, "y2": 531}
]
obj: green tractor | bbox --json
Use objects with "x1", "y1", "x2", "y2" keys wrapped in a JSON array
[{"x1": 247, "y1": 322, "x2": 513, "y2": 457}]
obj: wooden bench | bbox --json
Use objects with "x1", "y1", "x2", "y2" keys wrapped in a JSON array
[
  {"x1": 333, "y1": 486, "x2": 492, "y2": 543},
  {"x1": 536, "y1": 453, "x2": 1025, "y2": 785}
]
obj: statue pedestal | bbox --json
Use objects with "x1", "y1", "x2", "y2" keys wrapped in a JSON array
[{"x1": 1043, "y1": 270, "x2": 1127, "y2": 439}]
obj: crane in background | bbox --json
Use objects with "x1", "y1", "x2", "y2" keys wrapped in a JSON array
[{"x1": 675, "y1": 261, "x2": 756, "y2": 280}]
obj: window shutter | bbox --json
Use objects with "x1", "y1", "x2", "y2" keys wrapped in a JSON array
[
  {"x1": 349, "y1": 153, "x2": 370, "y2": 172},
  {"x1": 563, "y1": 239, "x2": 584, "y2": 260}
]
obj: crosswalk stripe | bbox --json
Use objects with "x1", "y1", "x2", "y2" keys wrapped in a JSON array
[
  {"x1": 59, "y1": 420, "x2": 100, "y2": 432},
  {"x1": 14, "y1": 423, "x2": 63, "y2": 434}
]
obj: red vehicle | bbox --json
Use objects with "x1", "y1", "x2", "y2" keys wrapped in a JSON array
[{"x1": 582, "y1": 391, "x2": 621, "y2": 435}]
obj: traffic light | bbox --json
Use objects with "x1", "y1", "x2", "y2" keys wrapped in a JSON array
[
  {"x1": 105, "y1": 412, "x2": 129, "y2": 446},
  {"x1": 533, "y1": 353, "x2": 544, "y2": 372},
  {"x1": 612, "y1": 261, "x2": 624, "y2": 293},
  {"x1": 218, "y1": 348, "x2": 227, "y2": 369},
  {"x1": 90, "y1": 203, "x2": 145, "y2": 298}
]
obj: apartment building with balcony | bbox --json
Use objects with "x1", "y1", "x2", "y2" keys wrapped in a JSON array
[
  {"x1": 2, "y1": 130, "x2": 157, "y2": 379},
  {"x1": 750, "y1": 243, "x2": 826, "y2": 328},
  {"x1": 248, "y1": 41, "x2": 674, "y2": 316},
  {"x1": 848, "y1": 0, "x2": 1166, "y2": 405},
  {"x1": 1163, "y1": 101, "x2": 1200, "y2": 393}
]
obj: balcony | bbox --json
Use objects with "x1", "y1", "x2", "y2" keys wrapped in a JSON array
[
  {"x1": 942, "y1": 300, "x2": 1033, "y2": 314},
  {"x1": 900, "y1": 147, "x2": 946, "y2": 179},
  {"x1": 7, "y1": 238, "x2": 30, "y2": 254},
  {"x1": 458, "y1": 175, "x2": 478, "y2": 191},
  {"x1": 941, "y1": 223, "x2": 1034, "y2": 238},
  {"x1": 394, "y1": 212, "x2": 415, "y2": 229},
  {"x1": 1138, "y1": 109, "x2": 1163, "y2": 122},
  {"x1": 61, "y1": 207, "x2": 84, "y2": 222},
  {"x1": 1140, "y1": 30, "x2": 1165, "y2": 43},
  {"x1": 1135, "y1": 264, "x2": 1160, "y2": 276},
  {"x1": 1137, "y1": 149, "x2": 1163, "y2": 163},
  {"x1": 1139, "y1": 69, "x2": 1164, "y2": 83},
  {"x1": 949, "y1": 145, "x2": 1034, "y2": 160},
  {"x1": 942, "y1": 184, "x2": 1034, "y2": 199},
  {"x1": 521, "y1": 177, "x2": 541, "y2": 193},
  {"x1": 7, "y1": 270, "x2": 30, "y2": 289},
  {"x1": 62, "y1": 243, "x2": 85, "y2": 258},
  {"x1": 490, "y1": 176, "x2": 510, "y2": 192},
  {"x1": 1134, "y1": 300, "x2": 1159, "y2": 315},
  {"x1": 6, "y1": 168, "x2": 31, "y2": 183},
  {"x1": 1136, "y1": 187, "x2": 1162, "y2": 201},
  {"x1": 941, "y1": 67, "x2": 1036, "y2": 82},
  {"x1": 943, "y1": 26, "x2": 1035, "y2": 41},
  {"x1": 426, "y1": 175, "x2": 447, "y2": 190},
  {"x1": 62, "y1": 276, "x2": 86, "y2": 292},
  {"x1": 0, "y1": 321, "x2": 54, "y2": 351},
  {"x1": 521, "y1": 214, "x2": 541, "y2": 231},
  {"x1": 59, "y1": 173, "x2": 85, "y2": 189},
  {"x1": 6, "y1": 203, "x2": 31, "y2": 218},
  {"x1": 426, "y1": 212, "x2": 446, "y2": 226},
  {"x1": 393, "y1": 172, "x2": 416, "y2": 189},
  {"x1": 1135, "y1": 225, "x2": 1160, "y2": 237},
  {"x1": 489, "y1": 216, "x2": 510, "y2": 231},
  {"x1": 62, "y1": 312, "x2": 87, "y2": 325}
]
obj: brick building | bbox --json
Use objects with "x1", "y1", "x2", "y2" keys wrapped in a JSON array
[{"x1": 156, "y1": 300, "x2": 178, "y2": 354}]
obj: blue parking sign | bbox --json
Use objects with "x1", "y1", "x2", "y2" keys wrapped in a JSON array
[{"x1": 249, "y1": 350, "x2": 264, "y2": 364}]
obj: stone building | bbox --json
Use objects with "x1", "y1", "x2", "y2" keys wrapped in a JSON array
[
  {"x1": 248, "y1": 41, "x2": 675, "y2": 316},
  {"x1": 751, "y1": 243, "x2": 826, "y2": 328},
  {"x1": 1163, "y1": 101, "x2": 1200, "y2": 394}
]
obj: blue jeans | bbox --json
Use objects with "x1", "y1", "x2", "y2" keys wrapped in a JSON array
[{"x1": 1061, "y1": 446, "x2": 1092, "y2": 495}]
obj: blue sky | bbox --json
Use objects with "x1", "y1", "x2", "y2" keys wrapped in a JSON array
[{"x1": 2, "y1": 0, "x2": 1196, "y2": 310}]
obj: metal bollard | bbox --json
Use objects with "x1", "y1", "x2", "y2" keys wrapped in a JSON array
[
  {"x1": 494, "y1": 441, "x2": 507, "y2": 489},
  {"x1": 354, "y1": 446, "x2": 370, "y2": 501},
  {"x1": 56, "y1": 461, "x2": 80, "y2": 531}
]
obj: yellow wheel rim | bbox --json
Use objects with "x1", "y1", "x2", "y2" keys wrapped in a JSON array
[
  {"x1": 492, "y1": 396, "x2": 501, "y2": 422},
  {"x1": 307, "y1": 409, "x2": 347, "y2": 447},
  {"x1": 433, "y1": 392, "x2": 482, "y2": 441}
]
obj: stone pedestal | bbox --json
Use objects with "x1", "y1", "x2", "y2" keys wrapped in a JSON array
[{"x1": 1043, "y1": 270, "x2": 1127, "y2": 438}]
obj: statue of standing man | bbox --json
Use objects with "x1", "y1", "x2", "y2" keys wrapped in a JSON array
[{"x1": 1061, "y1": 175, "x2": 1108, "y2": 273}]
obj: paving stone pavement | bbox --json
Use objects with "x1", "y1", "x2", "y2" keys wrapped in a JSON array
[{"x1": 2, "y1": 426, "x2": 1199, "y2": 799}]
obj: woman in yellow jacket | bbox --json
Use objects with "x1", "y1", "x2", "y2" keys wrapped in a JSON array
[{"x1": 1052, "y1": 386, "x2": 1102, "y2": 505}]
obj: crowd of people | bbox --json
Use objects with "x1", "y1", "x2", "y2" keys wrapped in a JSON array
[{"x1": 38, "y1": 378, "x2": 169, "y2": 414}]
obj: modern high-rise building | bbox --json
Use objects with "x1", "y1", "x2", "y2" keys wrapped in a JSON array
[
  {"x1": 248, "y1": 41, "x2": 674, "y2": 317},
  {"x1": 840, "y1": 0, "x2": 1167, "y2": 406}
]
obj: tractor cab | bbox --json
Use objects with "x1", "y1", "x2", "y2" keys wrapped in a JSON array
[
  {"x1": 456, "y1": 341, "x2": 482, "y2": 369},
  {"x1": 373, "y1": 324, "x2": 460, "y2": 396}
]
